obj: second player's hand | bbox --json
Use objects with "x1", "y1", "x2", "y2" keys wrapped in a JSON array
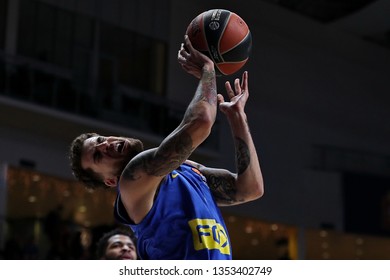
[{"x1": 218, "y1": 71, "x2": 249, "y2": 116}]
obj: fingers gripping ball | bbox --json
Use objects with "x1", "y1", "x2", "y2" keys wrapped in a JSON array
[{"x1": 186, "y1": 9, "x2": 252, "y2": 76}]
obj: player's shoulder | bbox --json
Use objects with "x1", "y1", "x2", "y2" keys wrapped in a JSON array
[{"x1": 184, "y1": 159, "x2": 205, "y2": 170}]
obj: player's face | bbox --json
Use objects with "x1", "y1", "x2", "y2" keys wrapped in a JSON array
[
  {"x1": 81, "y1": 136, "x2": 137, "y2": 185},
  {"x1": 104, "y1": 234, "x2": 137, "y2": 260}
]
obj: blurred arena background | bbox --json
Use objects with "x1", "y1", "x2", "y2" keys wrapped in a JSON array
[{"x1": 0, "y1": 0, "x2": 390, "y2": 259}]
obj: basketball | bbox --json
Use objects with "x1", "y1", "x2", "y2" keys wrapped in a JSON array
[{"x1": 185, "y1": 9, "x2": 252, "y2": 76}]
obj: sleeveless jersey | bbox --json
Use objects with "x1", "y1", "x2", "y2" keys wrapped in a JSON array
[{"x1": 114, "y1": 163, "x2": 232, "y2": 260}]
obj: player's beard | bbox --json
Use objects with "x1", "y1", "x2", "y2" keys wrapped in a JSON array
[{"x1": 112, "y1": 137, "x2": 144, "y2": 177}]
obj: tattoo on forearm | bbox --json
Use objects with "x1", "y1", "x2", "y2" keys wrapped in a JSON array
[
  {"x1": 183, "y1": 70, "x2": 216, "y2": 123},
  {"x1": 206, "y1": 173, "x2": 242, "y2": 204},
  {"x1": 193, "y1": 69, "x2": 217, "y2": 106},
  {"x1": 203, "y1": 69, "x2": 217, "y2": 105},
  {"x1": 235, "y1": 137, "x2": 250, "y2": 175}
]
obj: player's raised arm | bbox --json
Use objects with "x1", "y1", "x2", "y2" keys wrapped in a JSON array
[
  {"x1": 188, "y1": 71, "x2": 264, "y2": 206},
  {"x1": 118, "y1": 35, "x2": 218, "y2": 223}
]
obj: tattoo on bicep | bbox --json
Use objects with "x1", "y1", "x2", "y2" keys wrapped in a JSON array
[
  {"x1": 121, "y1": 156, "x2": 144, "y2": 181},
  {"x1": 138, "y1": 133, "x2": 194, "y2": 178},
  {"x1": 206, "y1": 173, "x2": 243, "y2": 204},
  {"x1": 235, "y1": 137, "x2": 250, "y2": 175},
  {"x1": 122, "y1": 133, "x2": 193, "y2": 181},
  {"x1": 148, "y1": 132, "x2": 194, "y2": 176},
  {"x1": 121, "y1": 133, "x2": 194, "y2": 180}
]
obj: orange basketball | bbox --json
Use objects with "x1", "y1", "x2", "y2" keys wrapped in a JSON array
[{"x1": 186, "y1": 9, "x2": 252, "y2": 76}]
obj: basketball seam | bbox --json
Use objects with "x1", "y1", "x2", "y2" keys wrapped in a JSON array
[
  {"x1": 218, "y1": 59, "x2": 248, "y2": 76},
  {"x1": 220, "y1": 31, "x2": 250, "y2": 56},
  {"x1": 217, "y1": 12, "x2": 231, "y2": 62}
]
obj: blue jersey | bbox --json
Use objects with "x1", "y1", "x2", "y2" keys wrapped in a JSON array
[{"x1": 114, "y1": 163, "x2": 232, "y2": 260}]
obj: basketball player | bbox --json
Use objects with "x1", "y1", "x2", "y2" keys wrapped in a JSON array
[
  {"x1": 96, "y1": 228, "x2": 137, "y2": 260},
  {"x1": 69, "y1": 35, "x2": 264, "y2": 259}
]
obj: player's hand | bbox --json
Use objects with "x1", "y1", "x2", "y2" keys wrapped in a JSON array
[
  {"x1": 218, "y1": 71, "x2": 249, "y2": 115},
  {"x1": 178, "y1": 35, "x2": 214, "y2": 79}
]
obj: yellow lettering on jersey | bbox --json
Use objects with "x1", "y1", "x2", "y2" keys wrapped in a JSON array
[{"x1": 188, "y1": 219, "x2": 231, "y2": 255}]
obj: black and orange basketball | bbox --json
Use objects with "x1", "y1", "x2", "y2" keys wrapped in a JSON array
[{"x1": 186, "y1": 9, "x2": 252, "y2": 76}]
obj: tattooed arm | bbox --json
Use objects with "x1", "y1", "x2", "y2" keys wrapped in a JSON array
[
  {"x1": 118, "y1": 35, "x2": 218, "y2": 223},
  {"x1": 187, "y1": 71, "x2": 264, "y2": 206}
]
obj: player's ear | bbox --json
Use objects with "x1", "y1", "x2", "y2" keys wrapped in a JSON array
[{"x1": 104, "y1": 177, "x2": 118, "y2": 188}]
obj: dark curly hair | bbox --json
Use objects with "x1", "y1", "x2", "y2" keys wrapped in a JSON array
[
  {"x1": 96, "y1": 227, "x2": 137, "y2": 259},
  {"x1": 69, "y1": 132, "x2": 107, "y2": 190}
]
